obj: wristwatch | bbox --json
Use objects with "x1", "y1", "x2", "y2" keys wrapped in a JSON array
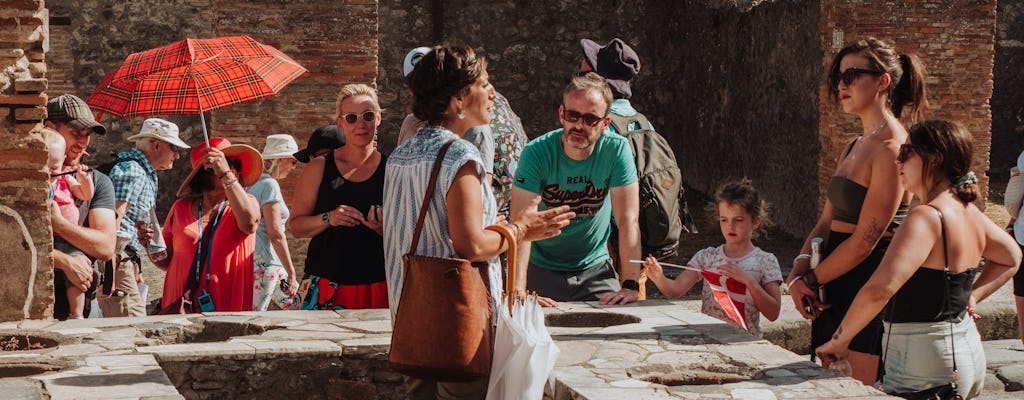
[
  {"x1": 621, "y1": 279, "x2": 640, "y2": 291},
  {"x1": 322, "y1": 212, "x2": 331, "y2": 226}
]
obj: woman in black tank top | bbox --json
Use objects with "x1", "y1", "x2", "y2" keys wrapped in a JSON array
[
  {"x1": 286, "y1": 84, "x2": 389, "y2": 310},
  {"x1": 786, "y1": 37, "x2": 929, "y2": 385},
  {"x1": 816, "y1": 120, "x2": 1021, "y2": 398}
]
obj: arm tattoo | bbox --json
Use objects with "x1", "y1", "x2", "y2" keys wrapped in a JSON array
[
  {"x1": 861, "y1": 218, "x2": 883, "y2": 245},
  {"x1": 832, "y1": 326, "x2": 843, "y2": 341}
]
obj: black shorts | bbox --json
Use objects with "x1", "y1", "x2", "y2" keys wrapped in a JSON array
[{"x1": 810, "y1": 231, "x2": 891, "y2": 356}]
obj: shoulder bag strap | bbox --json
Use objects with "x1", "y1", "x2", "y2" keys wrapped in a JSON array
[
  {"x1": 407, "y1": 139, "x2": 458, "y2": 255},
  {"x1": 926, "y1": 204, "x2": 959, "y2": 387},
  {"x1": 881, "y1": 205, "x2": 958, "y2": 389}
]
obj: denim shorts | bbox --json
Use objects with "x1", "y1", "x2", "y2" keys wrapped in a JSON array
[{"x1": 881, "y1": 316, "x2": 985, "y2": 399}]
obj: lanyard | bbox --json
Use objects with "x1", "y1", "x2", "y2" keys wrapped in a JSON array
[{"x1": 193, "y1": 198, "x2": 226, "y2": 287}]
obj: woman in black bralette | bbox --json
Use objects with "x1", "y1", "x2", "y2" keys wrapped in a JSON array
[
  {"x1": 817, "y1": 120, "x2": 1021, "y2": 398},
  {"x1": 786, "y1": 37, "x2": 928, "y2": 385}
]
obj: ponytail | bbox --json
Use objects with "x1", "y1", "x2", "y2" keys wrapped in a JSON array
[{"x1": 892, "y1": 53, "x2": 928, "y2": 123}]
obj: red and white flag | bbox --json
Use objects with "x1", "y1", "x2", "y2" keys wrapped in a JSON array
[{"x1": 700, "y1": 270, "x2": 749, "y2": 332}]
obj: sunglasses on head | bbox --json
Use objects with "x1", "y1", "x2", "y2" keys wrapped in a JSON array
[
  {"x1": 896, "y1": 144, "x2": 920, "y2": 163},
  {"x1": 342, "y1": 111, "x2": 376, "y2": 124},
  {"x1": 562, "y1": 109, "x2": 606, "y2": 127},
  {"x1": 831, "y1": 67, "x2": 885, "y2": 89}
]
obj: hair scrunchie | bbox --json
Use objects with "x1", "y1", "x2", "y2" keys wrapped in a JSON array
[{"x1": 953, "y1": 171, "x2": 978, "y2": 188}]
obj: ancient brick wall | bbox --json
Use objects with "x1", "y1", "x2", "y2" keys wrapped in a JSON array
[
  {"x1": 820, "y1": 1, "x2": 998, "y2": 206},
  {"x1": 0, "y1": 0, "x2": 52, "y2": 320},
  {"x1": 44, "y1": 1, "x2": 379, "y2": 268},
  {"x1": 992, "y1": 1, "x2": 1024, "y2": 173}
]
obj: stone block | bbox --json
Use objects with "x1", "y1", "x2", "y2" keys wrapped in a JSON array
[
  {"x1": 14, "y1": 121, "x2": 41, "y2": 135},
  {"x1": 0, "y1": 0, "x2": 43, "y2": 11},
  {"x1": 0, "y1": 168, "x2": 47, "y2": 184},
  {"x1": 0, "y1": 48, "x2": 24, "y2": 59},
  {"x1": 27, "y1": 61, "x2": 44, "y2": 77},
  {"x1": 13, "y1": 105, "x2": 45, "y2": 120},
  {"x1": 14, "y1": 78, "x2": 45, "y2": 93},
  {"x1": 0, "y1": 204, "x2": 36, "y2": 322},
  {"x1": 246, "y1": 339, "x2": 342, "y2": 358},
  {"x1": 0, "y1": 93, "x2": 46, "y2": 106},
  {"x1": 995, "y1": 364, "x2": 1024, "y2": 391},
  {"x1": 0, "y1": 379, "x2": 45, "y2": 400}
]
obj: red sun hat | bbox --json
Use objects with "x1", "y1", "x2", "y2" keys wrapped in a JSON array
[{"x1": 176, "y1": 137, "x2": 263, "y2": 197}]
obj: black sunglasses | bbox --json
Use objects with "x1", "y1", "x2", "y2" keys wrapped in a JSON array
[
  {"x1": 562, "y1": 109, "x2": 606, "y2": 127},
  {"x1": 831, "y1": 67, "x2": 885, "y2": 89},
  {"x1": 342, "y1": 111, "x2": 376, "y2": 124},
  {"x1": 897, "y1": 144, "x2": 920, "y2": 163}
]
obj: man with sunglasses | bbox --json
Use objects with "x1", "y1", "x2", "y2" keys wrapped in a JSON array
[
  {"x1": 511, "y1": 72, "x2": 642, "y2": 306},
  {"x1": 102, "y1": 118, "x2": 189, "y2": 317},
  {"x1": 44, "y1": 94, "x2": 117, "y2": 319}
]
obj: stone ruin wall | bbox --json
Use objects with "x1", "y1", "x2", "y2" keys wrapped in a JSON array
[
  {"x1": 820, "y1": 0, "x2": 998, "y2": 211},
  {"x1": 992, "y1": 1, "x2": 1024, "y2": 174},
  {"x1": 0, "y1": 0, "x2": 53, "y2": 321}
]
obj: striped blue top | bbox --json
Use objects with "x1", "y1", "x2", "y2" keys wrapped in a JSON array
[{"x1": 382, "y1": 125, "x2": 500, "y2": 323}]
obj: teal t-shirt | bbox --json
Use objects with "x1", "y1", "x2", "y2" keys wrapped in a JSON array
[{"x1": 514, "y1": 129, "x2": 638, "y2": 271}]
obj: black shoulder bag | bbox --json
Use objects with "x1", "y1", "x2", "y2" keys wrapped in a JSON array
[{"x1": 881, "y1": 205, "x2": 962, "y2": 400}]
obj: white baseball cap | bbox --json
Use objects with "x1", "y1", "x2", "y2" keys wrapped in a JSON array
[
  {"x1": 126, "y1": 118, "x2": 189, "y2": 148},
  {"x1": 261, "y1": 134, "x2": 299, "y2": 160},
  {"x1": 403, "y1": 46, "x2": 432, "y2": 78}
]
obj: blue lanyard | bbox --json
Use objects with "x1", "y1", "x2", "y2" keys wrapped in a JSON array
[{"x1": 193, "y1": 198, "x2": 226, "y2": 286}]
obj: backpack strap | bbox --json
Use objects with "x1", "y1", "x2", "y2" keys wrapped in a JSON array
[{"x1": 608, "y1": 111, "x2": 653, "y2": 134}]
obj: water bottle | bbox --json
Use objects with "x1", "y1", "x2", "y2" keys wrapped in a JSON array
[
  {"x1": 136, "y1": 208, "x2": 167, "y2": 262},
  {"x1": 810, "y1": 237, "x2": 825, "y2": 303}
]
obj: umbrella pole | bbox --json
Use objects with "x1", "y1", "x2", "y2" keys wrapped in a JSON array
[{"x1": 191, "y1": 69, "x2": 211, "y2": 148}]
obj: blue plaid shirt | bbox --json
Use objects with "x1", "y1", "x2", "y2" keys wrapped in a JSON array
[{"x1": 109, "y1": 148, "x2": 157, "y2": 251}]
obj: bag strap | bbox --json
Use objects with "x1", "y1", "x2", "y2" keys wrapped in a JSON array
[
  {"x1": 927, "y1": 204, "x2": 959, "y2": 387},
  {"x1": 881, "y1": 205, "x2": 958, "y2": 390},
  {"x1": 485, "y1": 224, "x2": 518, "y2": 316},
  {"x1": 407, "y1": 139, "x2": 458, "y2": 255}
]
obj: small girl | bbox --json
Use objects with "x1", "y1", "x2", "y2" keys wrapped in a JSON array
[
  {"x1": 643, "y1": 179, "x2": 783, "y2": 337},
  {"x1": 42, "y1": 128, "x2": 94, "y2": 319}
]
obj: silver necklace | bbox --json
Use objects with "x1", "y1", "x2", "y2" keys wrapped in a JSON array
[{"x1": 866, "y1": 118, "x2": 888, "y2": 137}]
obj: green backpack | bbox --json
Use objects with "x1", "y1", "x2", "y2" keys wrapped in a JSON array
[{"x1": 609, "y1": 113, "x2": 695, "y2": 259}]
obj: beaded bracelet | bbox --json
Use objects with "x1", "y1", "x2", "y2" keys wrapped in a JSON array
[{"x1": 222, "y1": 178, "x2": 238, "y2": 189}]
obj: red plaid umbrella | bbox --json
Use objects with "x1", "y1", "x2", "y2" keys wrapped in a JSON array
[{"x1": 87, "y1": 36, "x2": 306, "y2": 141}]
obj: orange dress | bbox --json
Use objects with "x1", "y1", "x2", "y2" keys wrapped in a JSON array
[{"x1": 161, "y1": 195, "x2": 258, "y2": 312}]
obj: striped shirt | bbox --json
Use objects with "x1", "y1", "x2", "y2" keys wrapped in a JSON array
[
  {"x1": 382, "y1": 125, "x2": 500, "y2": 323},
  {"x1": 109, "y1": 148, "x2": 157, "y2": 252}
]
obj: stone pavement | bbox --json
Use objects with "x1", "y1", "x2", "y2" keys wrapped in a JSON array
[{"x1": 0, "y1": 294, "x2": 1019, "y2": 399}]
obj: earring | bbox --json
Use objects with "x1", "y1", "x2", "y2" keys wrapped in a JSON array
[{"x1": 457, "y1": 108, "x2": 465, "y2": 119}]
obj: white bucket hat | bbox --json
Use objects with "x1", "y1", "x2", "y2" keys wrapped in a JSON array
[
  {"x1": 261, "y1": 134, "x2": 299, "y2": 160},
  {"x1": 126, "y1": 118, "x2": 189, "y2": 148}
]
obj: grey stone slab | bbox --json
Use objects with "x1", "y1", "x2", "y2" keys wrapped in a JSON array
[
  {"x1": 286, "y1": 322, "x2": 353, "y2": 332},
  {"x1": 994, "y1": 364, "x2": 1024, "y2": 391},
  {"x1": 35, "y1": 358, "x2": 179, "y2": 400},
  {"x1": 17, "y1": 320, "x2": 57, "y2": 330},
  {"x1": 85, "y1": 354, "x2": 160, "y2": 368},
  {"x1": 135, "y1": 342, "x2": 255, "y2": 362},
  {"x1": 333, "y1": 308, "x2": 392, "y2": 321},
  {"x1": 729, "y1": 388, "x2": 777, "y2": 400},
  {"x1": 0, "y1": 379, "x2": 45, "y2": 400},
  {"x1": 49, "y1": 343, "x2": 106, "y2": 358},
  {"x1": 245, "y1": 340, "x2": 342, "y2": 358},
  {"x1": 257, "y1": 328, "x2": 364, "y2": 342},
  {"x1": 339, "y1": 336, "x2": 392, "y2": 356},
  {"x1": 983, "y1": 339, "x2": 1024, "y2": 367},
  {"x1": 49, "y1": 327, "x2": 102, "y2": 336},
  {"x1": 335, "y1": 320, "x2": 392, "y2": 333}
]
